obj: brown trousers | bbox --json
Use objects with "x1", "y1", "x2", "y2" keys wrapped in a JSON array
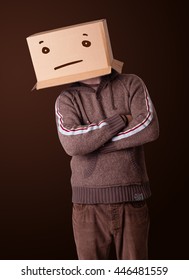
[{"x1": 72, "y1": 201, "x2": 150, "y2": 260}]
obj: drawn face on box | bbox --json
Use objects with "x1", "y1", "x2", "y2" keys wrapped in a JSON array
[{"x1": 28, "y1": 22, "x2": 109, "y2": 82}]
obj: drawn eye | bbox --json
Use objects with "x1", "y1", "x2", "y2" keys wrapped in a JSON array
[
  {"x1": 82, "y1": 40, "x2": 91, "y2": 47},
  {"x1": 42, "y1": 47, "x2": 50, "y2": 54}
]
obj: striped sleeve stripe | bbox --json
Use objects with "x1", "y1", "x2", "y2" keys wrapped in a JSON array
[
  {"x1": 55, "y1": 101, "x2": 108, "y2": 136},
  {"x1": 112, "y1": 85, "x2": 153, "y2": 142}
]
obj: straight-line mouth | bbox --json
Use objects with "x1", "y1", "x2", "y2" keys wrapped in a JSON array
[{"x1": 54, "y1": 60, "x2": 83, "y2": 70}]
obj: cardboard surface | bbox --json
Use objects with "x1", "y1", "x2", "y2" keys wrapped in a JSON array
[{"x1": 27, "y1": 19, "x2": 123, "y2": 89}]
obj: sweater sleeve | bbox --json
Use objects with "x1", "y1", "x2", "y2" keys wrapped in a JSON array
[
  {"x1": 99, "y1": 75, "x2": 159, "y2": 153},
  {"x1": 55, "y1": 92, "x2": 125, "y2": 156}
]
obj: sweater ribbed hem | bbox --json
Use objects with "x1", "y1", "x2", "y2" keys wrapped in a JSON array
[{"x1": 72, "y1": 183, "x2": 151, "y2": 204}]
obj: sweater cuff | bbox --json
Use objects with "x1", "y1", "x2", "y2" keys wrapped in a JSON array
[
  {"x1": 99, "y1": 142, "x2": 116, "y2": 154},
  {"x1": 106, "y1": 114, "x2": 125, "y2": 136}
]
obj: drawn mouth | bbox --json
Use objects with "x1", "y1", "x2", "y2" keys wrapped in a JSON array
[{"x1": 54, "y1": 60, "x2": 83, "y2": 70}]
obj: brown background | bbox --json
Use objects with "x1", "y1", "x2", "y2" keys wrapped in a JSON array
[{"x1": 0, "y1": 1, "x2": 188, "y2": 259}]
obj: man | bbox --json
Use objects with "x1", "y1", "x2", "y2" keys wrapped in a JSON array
[{"x1": 27, "y1": 19, "x2": 159, "y2": 260}]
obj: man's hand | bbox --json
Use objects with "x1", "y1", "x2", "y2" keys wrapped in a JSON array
[
  {"x1": 126, "y1": 114, "x2": 133, "y2": 123},
  {"x1": 120, "y1": 114, "x2": 133, "y2": 126},
  {"x1": 98, "y1": 114, "x2": 133, "y2": 154}
]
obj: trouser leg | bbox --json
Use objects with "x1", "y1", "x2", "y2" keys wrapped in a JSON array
[
  {"x1": 72, "y1": 204, "x2": 112, "y2": 260},
  {"x1": 114, "y1": 201, "x2": 150, "y2": 260}
]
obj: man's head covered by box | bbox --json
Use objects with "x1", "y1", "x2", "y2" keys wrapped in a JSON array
[{"x1": 27, "y1": 19, "x2": 123, "y2": 90}]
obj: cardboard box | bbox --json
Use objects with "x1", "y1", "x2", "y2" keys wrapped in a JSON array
[{"x1": 26, "y1": 19, "x2": 123, "y2": 90}]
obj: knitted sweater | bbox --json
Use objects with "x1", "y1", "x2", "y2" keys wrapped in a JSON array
[{"x1": 55, "y1": 71, "x2": 159, "y2": 204}]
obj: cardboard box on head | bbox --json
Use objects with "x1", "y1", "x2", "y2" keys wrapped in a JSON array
[{"x1": 26, "y1": 19, "x2": 123, "y2": 90}]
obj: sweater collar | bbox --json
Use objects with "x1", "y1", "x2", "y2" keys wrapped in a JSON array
[{"x1": 69, "y1": 69, "x2": 119, "y2": 92}]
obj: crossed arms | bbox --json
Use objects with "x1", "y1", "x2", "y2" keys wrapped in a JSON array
[{"x1": 55, "y1": 76, "x2": 159, "y2": 156}]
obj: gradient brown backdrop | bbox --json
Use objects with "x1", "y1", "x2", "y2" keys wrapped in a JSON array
[{"x1": 1, "y1": 1, "x2": 188, "y2": 259}]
